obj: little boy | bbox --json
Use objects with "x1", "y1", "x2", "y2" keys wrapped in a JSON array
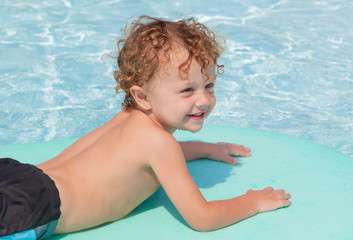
[{"x1": 0, "y1": 16, "x2": 291, "y2": 239}]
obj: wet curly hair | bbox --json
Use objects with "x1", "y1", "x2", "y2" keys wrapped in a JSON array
[{"x1": 114, "y1": 15, "x2": 225, "y2": 110}]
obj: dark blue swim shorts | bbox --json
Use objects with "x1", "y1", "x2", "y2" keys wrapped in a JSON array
[{"x1": 0, "y1": 158, "x2": 61, "y2": 240}]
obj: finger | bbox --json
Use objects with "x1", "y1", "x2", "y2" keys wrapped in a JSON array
[
  {"x1": 285, "y1": 193, "x2": 291, "y2": 199},
  {"x1": 237, "y1": 145, "x2": 251, "y2": 152},
  {"x1": 275, "y1": 192, "x2": 291, "y2": 201},
  {"x1": 264, "y1": 187, "x2": 274, "y2": 191},
  {"x1": 275, "y1": 189, "x2": 285, "y2": 194},
  {"x1": 218, "y1": 142, "x2": 251, "y2": 155},
  {"x1": 280, "y1": 200, "x2": 292, "y2": 207},
  {"x1": 220, "y1": 144, "x2": 251, "y2": 157},
  {"x1": 274, "y1": 192, "x2": 286, "y2": 200},
  {"x1": 222, "y1": 156, "x2": 237, "y2": 165},
  {"x1": 229, "y1": 148, "x2": 251, "y2": 157},
  {"x1": 246, "y1": 189, "x2": 254, "y2": 194},
  {"x1": 235, "y1": 144, "x2": 251, "y2": 151},
  {"x1": 229, "y1": 157, "x2": 237, "y2": 165}
]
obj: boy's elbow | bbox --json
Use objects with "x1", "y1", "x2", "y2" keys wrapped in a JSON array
[
  {"x1": 186, "y1": 201, "x2": 237, "y2": 232},
  {"x1": 188, "y1": 218, "x2": 218, "y2": 232},
  {"x1": 190, "y1": 224, "x2": 214, "y2": 232},
  {"x1": 186, "y1": 207, "x2": 220, "y2": 232}
]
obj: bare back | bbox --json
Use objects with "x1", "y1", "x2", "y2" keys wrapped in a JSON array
[{"x1": 37, "y1": 110, "x2": 164, "y2": 233}]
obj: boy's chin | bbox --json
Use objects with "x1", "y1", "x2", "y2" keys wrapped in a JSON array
[{"x1": 183, "y1": 124, "x2": 204, "y2": 133}]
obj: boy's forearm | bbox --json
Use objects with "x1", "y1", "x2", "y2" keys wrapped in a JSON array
[
  {"x1": 207, "y1": 194, "x2": 258, "y2": 230},
  {"x1": 189, "y1": 193, "x2": 259, "y2": 231},
  {"x1": 178, "y1": 141, "x2": 211, "y2": 161}
]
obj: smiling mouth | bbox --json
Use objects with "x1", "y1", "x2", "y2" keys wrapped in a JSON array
[{"x1": 187, "y1": 112, "x2": 205, "y2": 119}]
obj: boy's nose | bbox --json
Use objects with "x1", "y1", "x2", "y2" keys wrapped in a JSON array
[{"x1": 195, "y1": 90, "x2": 211, "y2": 108}]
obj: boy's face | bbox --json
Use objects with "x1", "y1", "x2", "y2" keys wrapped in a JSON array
[{"x1": 145, "y1": 46, "x2": 216, "y2": 133}]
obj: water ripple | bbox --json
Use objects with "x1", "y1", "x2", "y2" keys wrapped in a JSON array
[{"x1": 0, "y1": 0, "x2": 352, "y2": 157}]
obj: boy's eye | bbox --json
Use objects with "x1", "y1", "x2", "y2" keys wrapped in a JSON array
[
  {"x1": 182, "y1": 88, "x2": 193, "y2": 93},
  {"x1": 205, "y1": 83, "x2": 215, "y2": 93},
  {"x1": 181, "y1": 87, "x2": 194, "y2": 97},
  {"x1": 205, "y1": 83, "x2": 214, "y2": 88}
]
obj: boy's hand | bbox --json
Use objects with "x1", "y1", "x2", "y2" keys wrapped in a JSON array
[
  {"x1": 246, "y1": 187, "x2": 292, "y2": 213},
  {"x1": 208, "y1": 142, "x2": 251, "y2": 165}
]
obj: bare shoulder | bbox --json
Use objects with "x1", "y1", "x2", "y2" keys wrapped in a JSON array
[
  {"x1": 148, "y1": 130, "x2": 181, "y2": 156},
  {"x1": 126, "y1": 110, "x2": 173, "y2": 138},
  {"x1": 125, "y1": 110, "x2": 183, "y2": 162},
  {"x1": 144, "y1": 125, "x2": 181, "y2": 160}
]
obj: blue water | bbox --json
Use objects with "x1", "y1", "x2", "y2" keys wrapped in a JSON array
[{"x1": 0, "y1": 0, "x2": 352, "y2": 157}]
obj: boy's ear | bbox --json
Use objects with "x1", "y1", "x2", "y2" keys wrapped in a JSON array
[{"x1": 130, "y1": 86, "x2": 152, "y2": 111}]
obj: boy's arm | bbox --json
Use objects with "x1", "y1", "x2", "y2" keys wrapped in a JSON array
[
  {"x1": 151, "y1": 134, "x2": 291, "y2": 232},
  {"x1": 179, "y1": 141, "x2": 251, "y2": 164}
]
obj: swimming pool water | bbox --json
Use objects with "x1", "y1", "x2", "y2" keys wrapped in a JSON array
[{"x1": 1, "y1": 0, "x2": 352, "y2": 157}]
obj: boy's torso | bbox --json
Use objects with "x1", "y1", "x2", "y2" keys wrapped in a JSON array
[{"x1": 36, "y1": 110, "x2": 166, "y2": 233}]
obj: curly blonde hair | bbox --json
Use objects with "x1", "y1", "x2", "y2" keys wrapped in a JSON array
[{"x1": 114, "y1": 15, "x2": 224, "y2": 110}]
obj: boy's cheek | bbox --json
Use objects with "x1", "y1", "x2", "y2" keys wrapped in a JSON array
[{"x1": 209, "y1": 98, "x2": 216, "y2": 112}]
